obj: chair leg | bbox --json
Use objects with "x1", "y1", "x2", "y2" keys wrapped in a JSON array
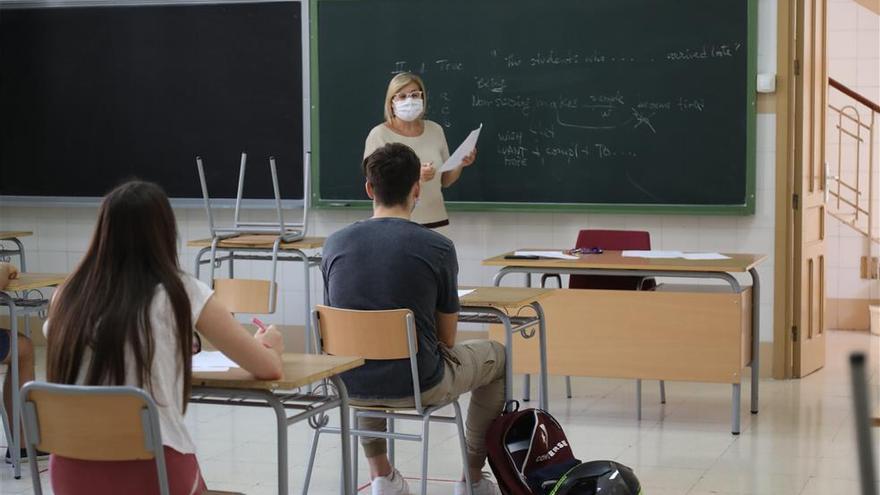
[
  {"x1": 388, "y1": 417, "x2": 395, "y2": 466},
  {"x1": 351, "y1": 409, "x2": 359, "y2": 489},
  {"x1": 522, "y1": 374, "x2": 531, "y2": 402},
  {"x1": 421, "y1": 415, "x2": 431, "y2": 495},
  {"x1": 659, "y1": 380, "x2": 667, "y2": 404},
  {"x1": 452, "y1": 402, "x2": 473, "y2": 495},
  {"x1": 636, "y1": 379, "x2": 642, "y2": 421},
  {"x1": 565, "y1": 376, "x2": 573, "y2": 399},
  {"x1": 302, "y1": 429, "x2": 322, "y2": 495},
  {"x1": 0, "y1": 394, "x2": 10, "y2": 453}
]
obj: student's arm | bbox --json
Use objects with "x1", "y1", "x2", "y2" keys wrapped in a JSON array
[
  {"x1": 0, "y1": 262, "x2": 18, "y2": 290},
  {"x1": 195, "y1": 296, "x2": 284, "y2": 380},
  {"x1": 436, "y1": 311, "x2": 458, "y2": 348},
  {"x1": 435, "y1": 241, "x2": 461, "y2": 348}
]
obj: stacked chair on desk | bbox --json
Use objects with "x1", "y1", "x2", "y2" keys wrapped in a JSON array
[{"x1": 540, "y1": 229, "x2": 667, "y2": 419}]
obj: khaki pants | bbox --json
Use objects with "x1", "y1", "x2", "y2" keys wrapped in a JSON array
[{"x1": 351, "y1": 340, "x2": 506, "y2": 469}]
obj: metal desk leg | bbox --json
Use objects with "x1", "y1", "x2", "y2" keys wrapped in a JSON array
[
  {"x1": 6, "y1": 299, "x2": 21, "y2": 478},
  {"x1": 522, "y1": 375, "x2": 531, "y2": 402},
  {"x1": 499, "y1": 314, "x2": 514, "y2": 404},
  {"x1": 11, "y1": 237, "x2": 26, "y2": 272},
  {"x1": 266, "y1": 393, "x2": 289, "y2": 495},
  {"x1": 193, "y1": 247, "x2": 210, "y2": 279},
  {"x1": 731, "y1": 383, "x2": 741, "y2": 435},
  {"x1": 228, "y1": 250, "x2": 235, "y2": 278},
  {"x1": 749, "y1": 268, "x2": 760, "y2": 414},
  {"x1": 331, "y1": 375, "x2": 353, "y2": 495},
  {"x1": 529, "y1": 301, "x2": 550, "y2": 411},
  {"x1": 298, "y1": 249, "x2": 313, "y2": 354}
]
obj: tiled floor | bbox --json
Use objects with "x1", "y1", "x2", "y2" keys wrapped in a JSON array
[{"x1": 2, "y1": 330, "x2": 879, "y2": 494}]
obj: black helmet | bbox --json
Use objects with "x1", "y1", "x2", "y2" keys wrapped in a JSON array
[{"x1": 549, "y1": 460, "x2": 641, "y2": 495}]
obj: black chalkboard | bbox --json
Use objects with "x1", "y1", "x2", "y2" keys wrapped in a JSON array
[
  {"x1": 0, "y1": 1, "x2": 303, "y2": 200},
  {"x1": 313, "y1": 0, "x2": 757, "y2": 213}
]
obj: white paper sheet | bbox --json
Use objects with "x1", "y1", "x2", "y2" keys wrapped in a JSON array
[
  {"x1": 514, "y1": 250, "x2": 579, "y2": 260},
  {"x1": 440, "y1": 124, "x2": 482, "y2": 172},
  {"x1": 681, "y1": 252, "x2": 731, "y2": 260},
  {"x1": 193, "y1": 351, "x2": 240, "y2": 372},
  {"x1": 621, "y1": 250, "x2": 685, "y2": 259},
  {"x1": 458, "y1": 289, "x2": 475, "y2": 298}
]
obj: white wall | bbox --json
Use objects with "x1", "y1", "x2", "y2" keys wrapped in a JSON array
[
  {"x1": 0, "y1": 0, "x2": 780, "y2": 342},
  {"x1": 826, "y1": 0, "x2": 880, "y2": 305}
]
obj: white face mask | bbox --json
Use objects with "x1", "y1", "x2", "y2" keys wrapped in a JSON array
[{"x1": 393, "y1": 98, "x2": 424, "y2": 122}]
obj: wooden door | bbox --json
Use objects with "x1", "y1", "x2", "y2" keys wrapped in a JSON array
[{"x1": 792, "y1": 0, "x2": 827, "y2": 377}]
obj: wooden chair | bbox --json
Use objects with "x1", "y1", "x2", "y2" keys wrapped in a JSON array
[
  {"x1": 19, "y1": 382, "x2": 242, "y2": 495},
  {"x1": 212, "y1": 278, "x2": 276, "y2": 314},
  {"x1": 302, "y1": 305, "x2": 473, "y2": 495},
  {"x1": 20, "y1": 382, "x2": 172, "y2": 495},
  {"x1": 541, "y1": 229, "x2": 666, "y2": 419}
]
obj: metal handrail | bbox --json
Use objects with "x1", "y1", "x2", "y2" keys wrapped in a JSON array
[{"x1": 826, "y1": 78, "x2": 879, "y2": 245}]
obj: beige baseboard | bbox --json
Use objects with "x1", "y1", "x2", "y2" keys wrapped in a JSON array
[{"x1": 827, "y1": 298, "x2": 879, "y2": 331}]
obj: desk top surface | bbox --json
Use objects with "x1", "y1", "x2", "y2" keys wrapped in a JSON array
[
  {"x1": 460, "y1": 286, "x2": 553, "y2": 308},
  {"x1": 0, "y1": 231, "x2": 33, "y2": 240},
  {"x1": 192, "y1": 352, "x2": 363, "y2": 391},
  {"x1": 187, "y1": 235, "x2": 325, "y2": 250},
  {"x1": 4, "y1": 273, "x2": 67, "y2": 292},
  {"x1": 483, "y1": 250, "x2": 766, "y2": 273}
]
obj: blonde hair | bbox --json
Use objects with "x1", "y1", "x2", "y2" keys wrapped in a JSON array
[{"x1": 384, "y1": 72, "x2": 427, "y2": 123}]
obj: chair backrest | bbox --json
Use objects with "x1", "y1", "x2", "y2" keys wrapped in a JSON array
[
  {"x1": 312, "y1": 305, "x2": 416, "y2": 360},
  {"x1": 570, "y1": 229, "x2": 656, "y2": 291},
  {"x1": 213, "y1": 278, "x2": 276, "y2": 314},
  {"x1": 19, "y1": 382, "x2": 165, "y2": 462}
]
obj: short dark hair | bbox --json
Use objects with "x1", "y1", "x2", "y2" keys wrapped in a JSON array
[{"x1": 362, "y1": 143, "x2": 420, "y2": 207}]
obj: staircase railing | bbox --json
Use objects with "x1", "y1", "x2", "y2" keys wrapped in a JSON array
[{"x1": 826, "y1": 77, "x2": 879, "y2": 244}]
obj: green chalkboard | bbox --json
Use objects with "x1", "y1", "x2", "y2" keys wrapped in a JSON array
[{"x1": 311, "y1": 0, "x2": 757, "y2": 214}]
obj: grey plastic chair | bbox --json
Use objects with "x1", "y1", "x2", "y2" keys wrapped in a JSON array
[{"x1": 303, "y1": 305, "x2": 473, "y2": 495}]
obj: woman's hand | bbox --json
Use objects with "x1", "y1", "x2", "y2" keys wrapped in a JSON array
[
  {"x1": 255, "y1": 324, "x2": 284, "y2": 355},
  {"x1": 461, "y1": 148, "x2": 477, "y2": 167},
  {"x1": 420, "y1": 162, "x2": 436, "y2": 182}
]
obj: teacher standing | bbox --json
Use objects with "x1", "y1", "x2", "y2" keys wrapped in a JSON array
[{"x1": 364, "y1": 72, "x2": 476, "y2": 235}]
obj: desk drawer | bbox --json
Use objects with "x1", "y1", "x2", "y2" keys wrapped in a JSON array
[{"x1": 489, "y1": 287, "x2": 752, "y2": 384}]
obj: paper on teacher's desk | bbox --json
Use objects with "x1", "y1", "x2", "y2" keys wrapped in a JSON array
[
  {"x1": 458, "y1": 289, "x2": 475, "y2": 298},
  {"x1": 681, "y1": 252, "x2": 731, "y2": 260},
  {"x1": 621, "y1": 250, "x2": 685, "y2": 259},
  {"x1": 514, "y1": 250, "x2": 578, "y2": 260},
  {"x1": 193, "y1": 351, "x2": 240, "y2": 372},
  {"x1": 440, "y1": 124, "x2": 482, "y2": 172}
]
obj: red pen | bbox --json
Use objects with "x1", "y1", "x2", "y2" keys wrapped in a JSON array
[{"x1": 252, "y1": 317, "x2": 268, "y2": 331}]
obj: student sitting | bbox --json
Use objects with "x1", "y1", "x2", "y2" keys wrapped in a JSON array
[
  {"x1": 321, "y1": 143, "x2": 506, "y2": 495},
  {"x1": 0, "y1": 262, "x2": 41, "y2": 462},
  {"x1": 44, "y1": 181, "x2": 285, "y2": 495}
]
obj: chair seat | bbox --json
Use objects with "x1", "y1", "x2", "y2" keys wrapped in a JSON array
[{"x1": 350, "y1": 399, "x2": 458, "y2": 413}]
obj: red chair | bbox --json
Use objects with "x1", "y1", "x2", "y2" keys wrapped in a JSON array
[{"x1": 540, "y1": 229, "x2": 666, "y2": 419}]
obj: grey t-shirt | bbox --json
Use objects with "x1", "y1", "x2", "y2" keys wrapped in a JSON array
[{"x1": 321, "y1": 217, "x2": 460, "y2": 400}]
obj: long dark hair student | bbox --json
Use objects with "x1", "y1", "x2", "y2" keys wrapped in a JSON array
[{"x1": 47, "y1": 181, "x2": 194, "y2": 406}]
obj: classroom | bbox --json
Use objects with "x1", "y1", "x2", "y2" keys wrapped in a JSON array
[{"x1": 0, "y1": 0, "x2": 878, "y2": 494}]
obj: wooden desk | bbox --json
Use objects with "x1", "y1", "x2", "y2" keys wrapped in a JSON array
[
  {"x1": 5, "y1": 273, "x2": 67, "y2": 292},
  {"x1": 191, "y1": 353, "x2": 363, "y2": 495},
  {"x1": 188, "y1": 235, "x2": 325, "y2": 352},
  {"x1": 1, "y1": 272, "x2": 65, "y2": 478},
  {"x1": 485, "y1": 250, "x2": 766, "y2": 435},
  {"x1": 0, "y1": 231, "x2": 32, "y2": 271},
  {"x1": 459, "y1": 287, "x2": 554, "y2": 409}
]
